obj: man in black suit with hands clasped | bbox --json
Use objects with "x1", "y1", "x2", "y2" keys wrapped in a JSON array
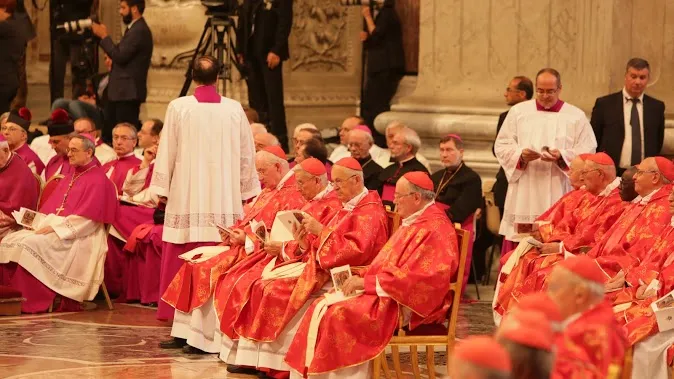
[
  {"x1": 590, "y1": 58, "x2": 665, "y2": 175},
  {"x1": 92, "y1": 0, "x2": 153, "y2": 144}
]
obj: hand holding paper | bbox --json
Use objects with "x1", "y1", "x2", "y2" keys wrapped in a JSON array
[
  {"x1": 301, "y1": 214, "x2": 324, "y2": 236},
  {"x1": 342, "y1": 276, "x2": 364, "y2": 296},
  {"x1": 264, "y1": 241, "x2": 283, "y2": 256},
  {"x1": 230, "y1": 229, "x2": 247, "y2": 245}
]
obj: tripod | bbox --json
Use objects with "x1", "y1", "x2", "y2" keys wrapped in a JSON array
[{"x1": 179, "y1": 11, "x2": 239, "y2": 97}]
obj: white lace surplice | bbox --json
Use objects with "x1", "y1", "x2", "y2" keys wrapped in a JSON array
[
  {"x1": 150, "y1": 96, "x2": 261, "y2": 244},
  {"x1": 494, "y1": 99, "x2": 597, "y2": 240}
]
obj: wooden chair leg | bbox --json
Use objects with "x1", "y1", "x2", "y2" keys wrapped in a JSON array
[
  {"x1": 372, "y1": 353, "x2": 382, "y2": 379},
  {"x1": 381, "y1": 352, "x2": 392, "y2": 379},
  {"x1": 410, "y1": 345, "x2": 421, "y2": 379},
  {"x1": 101, "y1": 282, "x2": 114, "y2": 311},
  {"x1": 471, "y1": 260, "x2": 480, "y2": 300},
  {"x1": 391, "y1": 346, "x2": 404, "y2": 379},
  {"x1": 48, "y1": 301, "x2": 53, "y2": 313},
  {"x1": 426, "y1": 345, "x2": 436, "y2": 379}
]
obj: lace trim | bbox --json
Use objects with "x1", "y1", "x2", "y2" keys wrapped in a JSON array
[
  {"x1": 65, "y1": 219, "x2": 78, "y2": 238},
  {"x1": 504, "y1": 214, "x2": 540, "y2": 225},
  {"x1": 0, "y1": 242, "x2": 87, "y2": 287},
  {"x1": 151, "y1": 171, "x2": 169, "y2": 188},
  {"x1": 164, "y1": 213, "x2": 241, "y2": 229}
]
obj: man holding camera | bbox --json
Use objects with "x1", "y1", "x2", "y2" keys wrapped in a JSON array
[
  {"x1": 237, "y1": 0, "x2": 293, "y2": 152},
  {"x1": 92, "y1": 0, "x2": 153, "y2": 144}
]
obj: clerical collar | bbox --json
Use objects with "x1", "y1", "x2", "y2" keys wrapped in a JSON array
[
  {"x1": 75, "y1": 159, "x2": 97, "y2": 173},
  {"x1": 194, "y1": 85, "x2": 221, "y2": 103},
  {"x1": 343, "y1": 187, "x2": 368, "y2": 210},
  {"x1": 561, "y1": 312, "x2": 582, "y2": 329},
  {"x1": 639, "y1": 187, "x2": 660, "y2": 205},
  {"x1": 118, "y1": 152, "x2": 136, "y2": 160},
  {"x1": 599, "y1": 177, "x2": 621, "y2": 197},
  {"x1": 397, "y1": 155, "x2": 415, "y2": 165},
  {"x1": 313, "y1": 183, "x2": 333, "y2": 201},
  {"x1": 402, "y1": 201, "x2": 435, "y2": 227},
  {"x1": 95, "y1": 138, "x2": 103, "y2": 147},
  {"x1": 356, "y1": 156, "x2": 373, "y2": 165},
  {"x1": 622, "y1": 87, "x2": 644, "y2": 103},
  {"x1": 535, "y1": 99, "x2": 564, "y2": 112},
  {"x1": 631, "y1": 195, "x2": 642, "y2": 204},
  {"x1": 276, "y1": 170, "x2": 295, "y2": 190}
]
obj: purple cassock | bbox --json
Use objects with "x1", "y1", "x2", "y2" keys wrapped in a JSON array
[
  {"x1": 1, "y1": 159, "x2": 118, "y2": 313},
  {"x1": 14, "y1": 143, "x2": 45, "y2": 175},
  {"x1": 102, "y1": 154, "x2": 142, "y2": 195},
  {"x1": 44, "y1": 154, "x2": 75, "y2": 180},
  {"x1": 0, "y1": 153, "x2": 40, "y2": 223}
]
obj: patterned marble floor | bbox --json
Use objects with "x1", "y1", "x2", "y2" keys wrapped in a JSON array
[{"x1": 0, "y1": 298, "x2": 494, "y2": 379}]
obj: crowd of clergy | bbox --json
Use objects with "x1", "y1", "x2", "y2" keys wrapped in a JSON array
[{"x1": 0, "y1": 55, "x2": 672, "y2": 379}]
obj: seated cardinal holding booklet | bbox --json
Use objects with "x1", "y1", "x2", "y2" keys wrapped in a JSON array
[
  {"x1": 284, "y1": 172, "x2": 458, "y2": 379},
  {"x1": 0, "y1": 134, "x2": 40, "y2": 241},
  {"x1": 219, "y1": 157, "x2": 388, "y2": 378},
  {"x1": 159, "y1": 145, "x2": 306, "y2": 352},
  {"x1": 0, "y1": 134, "x2": 118, "y2": 313}
]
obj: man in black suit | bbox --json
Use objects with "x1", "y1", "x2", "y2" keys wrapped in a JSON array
[
  {"x1": 237, "y1": 0, "x2": 293, "y2": 152},
  {"x1": 92, "y1": 0, "x2": 153, "y2": 144},
  {"x1": 590, "y1": 58, "x2": 665, "y2": 175},
  {"x1": 492, "y1": 76, "x2": 533, "y2": 219},
  {"x1": 360, "y1": 0, "x2": 404, "y2": 147},
  {"x1": 0, "y1": 1, "x2": 26, "y2": 114}
]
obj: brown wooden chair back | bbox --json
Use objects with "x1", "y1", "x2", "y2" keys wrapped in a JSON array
[{"x1": 386, "y1": 210, "x2": 401, "y2": 237}]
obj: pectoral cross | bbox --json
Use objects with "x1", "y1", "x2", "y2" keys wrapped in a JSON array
[{"x1": 56, "y1": 206, "x2": 65, "y2": 214}]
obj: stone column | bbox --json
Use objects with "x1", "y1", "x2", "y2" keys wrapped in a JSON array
[{"x1": 376, "y1": 0, "x2": 674, "y2": 178}]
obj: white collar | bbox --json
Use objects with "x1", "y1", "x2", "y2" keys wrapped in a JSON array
[
  {"x1": 117, "y1": 151, "x2": 136, "y2": 159},
  {"x1": 599, "y1": 177, "x2": 621, "y2": 197},
  {"x1": 127, "y1": 17, "x2": 140, "y2": 30},
  {"x1": 313, "y1": 183, "x2": 333, "y2": 201},
  {"x1": 670, "y1": 215, "x2": 674, "y2": 227},
  {"x1": 622, "y1": 87, "x2": 645, "y2": 103},
  {"x1": 342, "y1": 187, "x2": 368, "y2": 211},
  {"x1": 639, "y1": 187, "x2": 660, "y2": 205},
  {"x1": 561, "y1": 312, "x2": 582, "y2": 329},
  {"x1": 397, "y1": 155, "x2": 415, "y2": 165},
  {"x1": 276, "y1": 170, "x2": 295, "y2": 190},
  {"x1": 401, "y1": 201, "x2": 435, "y2": 227}
]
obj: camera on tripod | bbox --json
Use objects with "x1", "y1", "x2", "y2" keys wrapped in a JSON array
[
  {"x1": 201, "y1": 0, "x2": 238, "y2": 15},
  {"x1": 340, "y1": 0, "x2": 385, "y2": 7}
]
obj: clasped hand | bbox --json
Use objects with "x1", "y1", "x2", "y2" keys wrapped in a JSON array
[{"x1": 341, "y1": 276, "x2": 364, "y2": 296}]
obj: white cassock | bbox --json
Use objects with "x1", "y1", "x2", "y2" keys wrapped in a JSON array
[
  {"x1": 495, "y1": 99, "x2": 596, "y2": 240},
  {"x1": 95, "y1": 140, "x2": 117, "y2": 165},
  {"x1": 150, "y1": 94, "x2": 261, "y2": 244},
  {"x1": 30, "y1": 134, "x2": 56, "y2": 165},
  {"x1": 0, "y1": 214, "x2": 107, "y2": 301}
]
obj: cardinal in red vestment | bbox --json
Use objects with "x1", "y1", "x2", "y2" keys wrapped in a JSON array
[
  {"x1": 547, "y1": 256, "x2": 627, "y2": 378},
  {"x1": 494, "y1": 153, "x2": 624, "y2": 316},
  {"x1": 0, "y1": 135, "x2": 39, "y2": 241},
  {"x1": 589, "y1": 157, "x2": 674, "y2": 278},
  {"x1": 221, "y1": 158, "x2": 388, "y2": 378},
  {"x1": 159, "y1": 146, "x2": 306, "y2": 353},
  {"x1": 285, "y1": 172, "x2": 457, "y2": 378},
  {"x1": 496, "y1": 310, "x2": 555, "y2": 379},
  {"x1": 450, "y1": 336, "x2": 512, "y2": 379}
]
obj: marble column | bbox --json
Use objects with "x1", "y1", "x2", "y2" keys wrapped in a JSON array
[{"x1": 376, "y1": 0, "x2": 674, "y2": 178}]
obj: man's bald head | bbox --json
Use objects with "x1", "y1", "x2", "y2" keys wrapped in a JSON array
[
  {"x1": 582, "y1": 160, "x2": 616, "y2": 195},
  {"x1": 192, "y1": 55, "x2": 220, "y2": 85},
  {"x1": 634, "y1": 157, "x2": 667, "y2": 197}
]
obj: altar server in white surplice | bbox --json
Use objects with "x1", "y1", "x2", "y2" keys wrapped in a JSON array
[
  {"x1": 494, "y1": 68, "x2": 596, "y2": 244},
  {"x1": 148, "y1": 55, "x2": 261, "y2": 320}
]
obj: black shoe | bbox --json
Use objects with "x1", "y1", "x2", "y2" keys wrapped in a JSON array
[
  {"x1": 142, "y1": 302, "x2": 158, "y2": 308},
  {"x1": 182, "y1": 345, "x2": 208, "y2": 354},
  {"x1": 226, "y1": 365, "x2": 259, "y2": 375},
  {"x1": 159, "y1": 337, "x2": 187, "y2": 349}
]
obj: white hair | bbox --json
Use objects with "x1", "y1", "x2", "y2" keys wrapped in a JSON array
[
  {"x1": 564, "y1": 269, "x2": 605, "y2": 298},
  {"x1": 0, "y1": 140, "x2": 8, "y2": 149},
  {"x1": 0, "y1": 112, "x2": 8, "y2": 124},
  {"x1": 113, "y1": 122, "x2": 138, "y2": 138},
  {"x1": 399, "y1": 127, "x2": 421, "y2": 155},
  {"x1": 293, "y1": 123, "x2": 318, "y2": 138},
  {"x1": 296, "y1": 167, "x2": 329, "y2": 186},
  {"x1": 256, "y1": 150, "x2": 289, "y2": 171},
  {"x1": 251, "y1": 123, "x2": 268, "y2": 136},
  {"x1": 385, "y1": 120, "x2": 406, "y2": 132},
  {"x1": 585, "y1": 160, "x2": 617, "y2": 179},
  {"x1": 257, "y1": 132, "x2": 280, "y2": 146},
  {"x1": 348, "y1": 129, "x2": 374, "y2": 145},
  {"x1": 402, "y1": 178, "x2": 435, "y2": 201},
  {"x1": 334, "y1": 165, "x2": 364, "y2": 183}
]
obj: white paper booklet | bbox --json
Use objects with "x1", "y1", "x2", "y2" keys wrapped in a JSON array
[
  {"x1": 249, "y1": 220, "x2": 268, "y2": 243},
  {"x1": 269, "y1": 210, "x2": 307, "y2": 242},
  {"x1": 178, "y1": 245, "x2": 230, "y2": 263},
  {"x1": 11, "y1": 208, "x2": 47, "y2": 230},
  {"x1": 652, "y1": 288, "x2": 674, "y2": 332}
]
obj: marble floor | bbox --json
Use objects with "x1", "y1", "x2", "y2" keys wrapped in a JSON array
[{"x1": 0, "y1": 294, "x2": 495, "y2": 379}]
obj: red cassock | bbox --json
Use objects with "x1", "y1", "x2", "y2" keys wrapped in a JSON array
[
  {"x1": 161, "y1": 175, "x2": 306, "y2": 313},
  {"x1": 284, "y1": 204, "x2": 458, "y2": 376},
  {"x1": 588, "y1": 185, "x2": 673, "y2": 278},
  {"x1": 537, "y1": 188, "x2": 594, "y2": 228},
  {"x1": 213, "y1": 189, "x2": 343, "y2": 339},
  {"x1": 495, "y1": 186, "x2": 624, "y2": 315},
  {"x1": 552, "y1": 301, "x2": 627, "y2": 379},
  {"x1": 228, "y1": 191, "x2": 389, "y2": 342}
]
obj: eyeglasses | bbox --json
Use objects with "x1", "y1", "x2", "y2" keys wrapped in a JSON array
[
  {"x1": 66, "y1": 148, "x2": 84, "y2": 153},
  {"x1": 536, "y1": 88, "x2": 559, "y2": 95},
  {"x1": 393, "y1": 192, "x2": 415, "y2": 200},
  {"x1": 635, "y1": 169, "x2": 658, "y2": 177},
  {"x1": 113, "y1": 135, "x2": 137, "y2": 141},
  {"x1": 581, "y1": 168, "x2": 602, "y2": 176},
  {"x1": 331, "y1": 174, "x2": 356, "y2": 187},
  {"x1": 0, "y1": 126, "x2": 21, "y2": 133}
]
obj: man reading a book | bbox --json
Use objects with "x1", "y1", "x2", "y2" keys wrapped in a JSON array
[
  {"x1": 159, "y1": 146, "x2": 306, "y2": 353},
  {"x1": 0, "y1": 134, "x2": 118, "y2": 313},
  {"x1": 219, "y1": 157, "x2": 388, "y2": 378},
  {"x1": 285, "y1": 171, "x2": 459, "y2": 378},
  {"x1": 0, "y1": 134, "x2": 39, "y2": 241}
]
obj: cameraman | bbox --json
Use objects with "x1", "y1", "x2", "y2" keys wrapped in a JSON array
[
  {"x1": 0, "y1": 0, "x2": 26, "y2": 114},
  {"x1": 237, "y1": 0, "x2": 293, "y2": 152},
  {"x1": 49, "y1": 0, "x2": 98, "y2": 105},
  {"x1": 92, "y1": 0, "x2": 153, "y2": 143},
  {"x1": 360, "y1": 0, "x2": 404, "y2": 147}
]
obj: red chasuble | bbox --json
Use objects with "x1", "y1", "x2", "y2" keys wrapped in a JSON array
[
  {"x1": 102, "y1": 154, "x2": 142, "y2": 195},
  {"x1": 552, "y1": 301, "x2": 627, "y2": 379},
  {"x1": 284, "y1": 204, "x2": 458, "y2": 375},
  {"x1": 228, "y1": 190, "x2": 389, "y2": 342},
  {"x1": 588, "y1": 185, "x2": 673, "y2": 278},
  {"x1": 536, "y1": 188, "x2": 592, "y2": 233},
  {"x1": 161, "y1": 175, "x2": 306, "y2": 313},
  {"x1": 213, "y1": 189, "x2": 342, "y2": 338}
]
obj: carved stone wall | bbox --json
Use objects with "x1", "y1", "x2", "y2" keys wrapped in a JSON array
[{"x1": 377, "y1": 0, "x2": 674, "y2": 178}]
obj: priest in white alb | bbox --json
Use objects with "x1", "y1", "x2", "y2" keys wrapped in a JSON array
[
  {"x1": 149, "y1": 55, "x2": 260, "y2": 320},
  {"x1": 0, "y1": 134, "x2": 118, "y2": 313},
  {"x1": 494, "y1": 68, "x2": 597, "y2": 252}
]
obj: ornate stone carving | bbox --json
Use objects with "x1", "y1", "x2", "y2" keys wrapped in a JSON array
[{"x1": 290, "y1": 0, "x2": 350, "y2": 72}]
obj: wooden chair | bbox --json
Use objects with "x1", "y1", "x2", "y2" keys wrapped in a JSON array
[
  {"x1": 386, "y1": 210, "x2": 401, "y2": 236},
  {"x1": 38, "y1": 174, "x2": 64, "y2": 210},
  {"x1": 371, "y1": 225, "x2": 471, "y2": 379},
  {"x1": 483, "y1": 191, "x2": 501, "y2": 286}
]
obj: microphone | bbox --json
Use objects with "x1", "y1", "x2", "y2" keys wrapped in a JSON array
[{"x1": 56, "y1": 19, "x2": 94, "y2": 33}]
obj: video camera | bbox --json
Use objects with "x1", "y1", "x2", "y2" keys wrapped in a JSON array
[{"x1": 201, "y1": 0, "x2": 239, "y2": 15}]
